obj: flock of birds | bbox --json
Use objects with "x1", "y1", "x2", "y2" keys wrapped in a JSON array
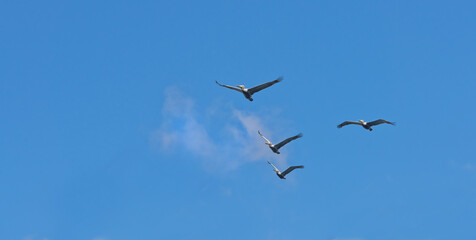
[{"x1": 216, "y1": 77, "x2": 395, "y2": 180}]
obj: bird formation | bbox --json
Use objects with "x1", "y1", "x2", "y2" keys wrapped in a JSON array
[{"x1": 216, "y1": 77, "x2": 395, "y2": 180}]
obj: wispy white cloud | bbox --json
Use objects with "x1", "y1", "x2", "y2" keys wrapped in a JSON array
[{"x1": 152, "y1": 87, "x2": 289, "y2": 172}]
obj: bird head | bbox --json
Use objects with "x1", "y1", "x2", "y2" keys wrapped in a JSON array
[
  {"x1": 265, "y1": 142, "x2": 272, "y2": 146},
  {"x1": 359, "y1": 120, "x2": 365, "y2": 124},
  {"x1": 236, "y1": 85, "x2": 245, "y2": 90}
]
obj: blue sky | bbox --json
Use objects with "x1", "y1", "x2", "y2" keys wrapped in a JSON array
[{"x1": 1, "y1": 1, "x2": 475, "y2": 239}]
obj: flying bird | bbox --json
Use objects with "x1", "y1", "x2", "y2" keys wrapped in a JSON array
[
  {"x1": 215, "y1": 77, "x2": 282, "y2": 101},
  {"x1": 267, "y1": 161, "x2": 304, "y2": 179},
  {"x1": 337, "y1": 119, "x2": 395, "y2": 131},
  {"x1": 258, "y1": 130, "x2": 302, "y2": 154}
]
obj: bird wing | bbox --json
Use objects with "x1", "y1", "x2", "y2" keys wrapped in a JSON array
[
  {"x1": 367, "y1": 119, "x2": 395, "y2": 127},
  {"x1": 247, "y1": 77, "x2": 283, "y2": 95},
  {"x1": 275, "y1": 133, "x2": 303, "y2": 150},
  {"x1": 258, "y1": 130, "x2": 272, "y2": 144},
  {"x1": 267, "y1": 161, "x2": 279, "y2": 172},
  {"x1": 337, "y1": 121, "x2": 362, "y2": 128},
  {"x1": 281, "y1": 165, "x2": 304, "y2": 177},
  {"x1": 215, "y1": 81, "x2": 242, "y2": 92}
]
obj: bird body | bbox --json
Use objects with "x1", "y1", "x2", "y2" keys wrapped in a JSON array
[
  {"x1": 258, "y1": 131, "x2": 303, "y2": 154},
  {"x1": 264, "y1": 143, "x2": 281, "y2": 154},
  {"x1": 337, "y1": 119, "x2": 395, "y2": 131},
  {"x1": 267, "y1": 161, "x2": 304, "y2": 179},
  {"x1": 359, "y1": 120, "x2": 373, "y2": 131},
  {"x1": 276, "y1": 172, "x2": 286, "y2": 179},
  {"x1": 239, "y1": 87, "x2": 253, "y2": 101},
  {"x1": 216, "y1": 77, "x2": 282, "y2": 101},
  {"x1": 269, "y1": 145, "x2": 280, "y2": 154}
]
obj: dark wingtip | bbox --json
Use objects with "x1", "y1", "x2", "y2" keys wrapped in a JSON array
[
  {"x1": 276, "y1": 76, "x2": 283, "y2": 82},
  {"x1": 297, "y1": 133, "x2": 303, "y2": 137}
]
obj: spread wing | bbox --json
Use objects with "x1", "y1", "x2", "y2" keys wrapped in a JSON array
[
  {"x1": 275, "y1": 133, "x2": 303, "y2": 150},
  {"x1": 281, "y1": 165, "x2": 304, "y2": 177},
  {"x1": 337, "y1": 121, "x2": 362, "y2": 128},
  {"x1": 216, "y1": 81, "x2": 242, "y2": 92},
  {"x1": 258, "y1": 130, "x2": 272, "y2": 144},
  {"x1": 367, "y1": 119, "x2": 395, "y2": 127},
  {"x1": 248, "y1": 77, "x2": 282, "y2": 95},
  {"x1": 267, "y1": 161, "x2": 279, "y2": 172}
]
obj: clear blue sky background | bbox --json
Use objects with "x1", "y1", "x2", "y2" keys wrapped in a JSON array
[{"x1": 1, "y1": 1, "x2": 475, "y2": 240}]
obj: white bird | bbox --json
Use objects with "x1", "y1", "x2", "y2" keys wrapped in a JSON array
[
  {"x1": 258, "y1": 130, "x2": 303, "y2": 154},
  {"x1": 337, "y1": 119, "x2": 395, "y2": 131},
  {"x1": 215, "y1": 77, "x2": 282, "y2": 101},
  {"x1": 267, "y1": 161, "x2": 304, "y2": 179}
]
